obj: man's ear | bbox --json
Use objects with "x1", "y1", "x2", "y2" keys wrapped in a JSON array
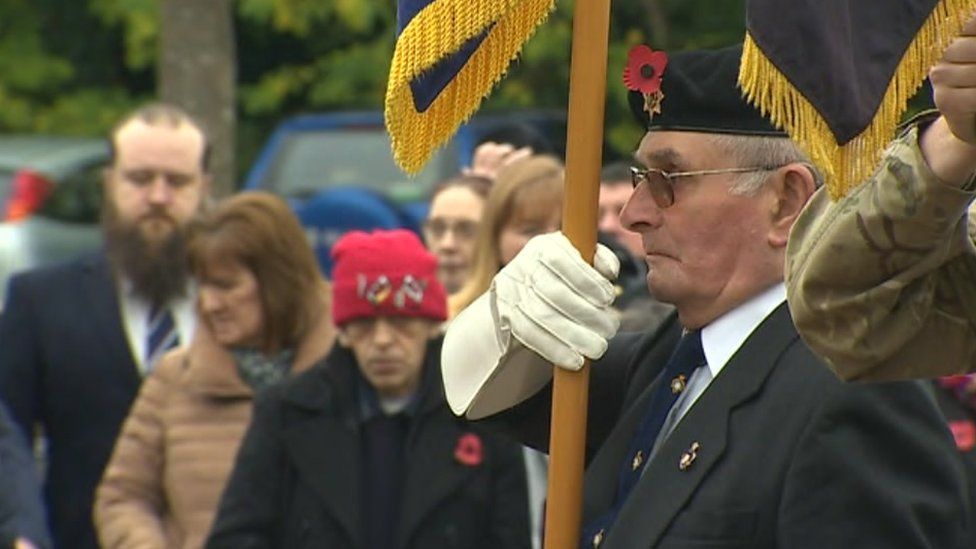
[{"x1": 767, "y1": 163, "x2": 816, "y2": 248}]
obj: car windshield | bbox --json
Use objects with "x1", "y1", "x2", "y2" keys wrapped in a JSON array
[{"x1": 262, "y1": 129, "x2": 449, "y2": 202}]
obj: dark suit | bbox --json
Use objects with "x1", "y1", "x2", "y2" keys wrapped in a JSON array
[
  {"x1": 0, "y1": 253, "x2": 142, "y2": 549},
  {"x1": 207, "y1": 338, "x2": 531, "y2": 549},
  {"x1": 502, "y1": 304, "x2": 970, "y2": 548},
  {"x1": 0, "y1": 398, "x2": 51, "y2": 548}
]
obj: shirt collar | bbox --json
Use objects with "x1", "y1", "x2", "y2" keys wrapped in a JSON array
[
  {"x1": 356, "y1": 372, "x2": 422, "y2": 422},
  {"x1": 700, "y1": 283, "x2": 786, "y2": 378}
]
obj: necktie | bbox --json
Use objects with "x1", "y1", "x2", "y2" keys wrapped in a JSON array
[
  {"x1": 580, "y1": 330, "x2": 706, "y2": 548},
  {"x1": 145, "y1": 303, "x2": 179, "y2": 371}
]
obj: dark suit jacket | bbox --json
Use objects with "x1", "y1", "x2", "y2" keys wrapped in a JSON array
[
  {"x1": 0, "y1": 398, "x2": 51, "y2": 548},
  {"x1": 207, "y1": 338, "x2": 531, "y2": 549},
  {"x1": 501, "y1": 304, "x2": 970, "y2": 548},
  {"x1": 0, "y1": 253, "x2": 142, "y2": 549}
]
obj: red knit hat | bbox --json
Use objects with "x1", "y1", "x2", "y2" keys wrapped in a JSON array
[{"x1": 330, "y1": 229, "x2": 448, "y2": 326}]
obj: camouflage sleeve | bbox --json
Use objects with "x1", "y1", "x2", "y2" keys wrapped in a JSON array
[{"x1": 786, "y1": 125, "x2": 976, "y2": 380}]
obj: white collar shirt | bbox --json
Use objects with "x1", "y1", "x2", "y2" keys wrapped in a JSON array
[
  {"x1": 649, "y1": 283, "x2": 787, "y2": 457},
  {"x1": 117, "y1": 277, "x2": 197, "y2": 374}
]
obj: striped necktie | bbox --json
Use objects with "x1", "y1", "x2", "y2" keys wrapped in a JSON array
[{"x1": 145, "y1": 303, "x2": 179, "y2": 371}]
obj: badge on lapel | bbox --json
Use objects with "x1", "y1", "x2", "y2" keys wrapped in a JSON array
[{"x1": 454, "y1": 432, "x2": 483, "y2": 466}]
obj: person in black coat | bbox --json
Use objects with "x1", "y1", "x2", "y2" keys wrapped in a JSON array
[
  {"x1": 0, "y1": 398, "x2": 51, "y2": 549},
  {"x1": 0, "y1": 103, "x2": 211, "y2": 549},
  {"x1": 441, "y1": 45, "x2": 972, "y2": 548},
  {"x1": 207, "y1": 230, "x2": 530, "y2": 549}
]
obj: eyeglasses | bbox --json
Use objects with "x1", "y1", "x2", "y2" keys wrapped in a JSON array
[
  {"x1": 422, "y1": 218, "x2": 479, "y2": 241},
  {"x1": 629, "y1": 165, "x2": 777, "y2": 209}
]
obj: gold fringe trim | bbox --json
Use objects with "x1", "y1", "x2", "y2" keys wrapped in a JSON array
[
  {"x1": 385, "y1": 0, "x2": 555, "y2": 174},
  {"x1": 739, "y1": 0, "x2": 976, "y2": 200}
]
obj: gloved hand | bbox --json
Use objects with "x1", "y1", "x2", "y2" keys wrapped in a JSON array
[{"x1": 490, "y1": 232, "x2": 621, "y2": 370}]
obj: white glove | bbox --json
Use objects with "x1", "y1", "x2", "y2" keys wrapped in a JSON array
[{"x1": 491, "y1": 232, "x2": 620, "y2": 370}]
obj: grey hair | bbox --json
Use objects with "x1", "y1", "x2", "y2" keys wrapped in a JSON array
[{"x1": 707, "y1": 134, "x2": 823, "y2": 196}]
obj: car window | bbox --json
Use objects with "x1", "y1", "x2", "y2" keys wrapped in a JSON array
[
  {"x1": 37, "y1": 161, "x2": 104, "y2": 224},
  {"x1": 0, "y1": 170, "x2": 13, "y2": 207},
  {"x1": 263, "y1": 130, "x2": 449, "y2": 201}
]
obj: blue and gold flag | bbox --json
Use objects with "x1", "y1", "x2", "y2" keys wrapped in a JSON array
[
  {"x1": 739, "y1": 0, "x2": 976, "y2": 198},
  {"x1": 385, "y1": 0, "x2": 555, "y2": 174}
]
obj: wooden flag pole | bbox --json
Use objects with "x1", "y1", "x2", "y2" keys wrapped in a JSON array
[{"x1": 544, "y1": 0, "x2": 612, "y2": 546}]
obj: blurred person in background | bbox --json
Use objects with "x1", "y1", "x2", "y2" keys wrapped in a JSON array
[
  {"x1": 0, "y1": 398, "x2": 51, "y2": 549},
  {"x1": 0, "y1": 103, "x2": 210, "y2": 549},
  {"x1": 463, "y1": 142, "x2": 534, "y2": 180},
  {"x1": 207, "y1": 229, "x2": 529, "y2": 549},
  {"x1": 423, "y1": 175, "x2": 492, "y2": 295},
  {"x1": 599, "y1": 161, "x2": 673, "y2": 333},
  {"x1": 426, "y1": 132, "x2": 543, "y2": 295},
  {"x1": 463, "y1": 121, "x2": 555, "y2": 181},
  {"x1": 449, "y1": 155, "x2": 564, "y2": 315},
  {"x1": 598, "y1": 161, "x2": 645, "y2": 260},
  {"x1": 94, "y1": 192, "x2": 335, "y2": 549},
  {"x1": 447, "y1": 154, "x2": 563, "y2": 549}
]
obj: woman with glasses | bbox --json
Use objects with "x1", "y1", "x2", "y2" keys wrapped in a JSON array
[{"x1": 423, "y1": 175, "x2": 492, "y2": 295}]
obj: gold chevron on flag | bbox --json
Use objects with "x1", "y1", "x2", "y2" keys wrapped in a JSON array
[
  {"x1": 385, "y1": 0, "x2": 555, "y2": 174},
  {"x1": 739, "y1": 0, "x2": 976, "y2": 199}
]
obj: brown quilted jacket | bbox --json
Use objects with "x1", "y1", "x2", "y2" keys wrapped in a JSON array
[{"x1": 93, "y1": 285, "x2": 335, "y2": 549}]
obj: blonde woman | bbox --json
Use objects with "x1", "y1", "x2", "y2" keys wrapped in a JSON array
[{"x1": 449, "y1": 155, "x2": 564, "y2": 317}]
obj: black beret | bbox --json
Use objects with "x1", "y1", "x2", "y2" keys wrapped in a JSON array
[{"x1": 628, "y1": 44, "x2": 787, "y2": 137}]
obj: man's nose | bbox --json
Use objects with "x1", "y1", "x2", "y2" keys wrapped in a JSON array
[
  {"x1": 620, "y1": 188, "x2": 662, "y2": 231},
  {"x1": 147, "y1": 177, "x2": 174, "y2": 204},
  {"x1": 371, "y1": 318, "x2": 396, "y2": 345}
]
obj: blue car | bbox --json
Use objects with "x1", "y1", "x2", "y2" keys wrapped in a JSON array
[{"x1": 243, "y1": 110, "x2": 565, "y2": 275}]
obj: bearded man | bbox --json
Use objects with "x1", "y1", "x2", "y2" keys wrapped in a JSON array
[{"x1": 0, "y1": 103, "x2": 211, "y2": 549}]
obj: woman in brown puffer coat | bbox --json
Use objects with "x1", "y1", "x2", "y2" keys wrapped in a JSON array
[{"x1": 94, "y1": 192, "x2": 335, "y2": 549}]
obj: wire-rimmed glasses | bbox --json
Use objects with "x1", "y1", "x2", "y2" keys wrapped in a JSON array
[{"x1": 629, "y1": 165, "x2": 777, "y2": 208}]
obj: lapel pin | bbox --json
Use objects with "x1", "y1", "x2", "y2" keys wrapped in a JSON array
[
  {"x1": 678, "y1": 441, "x2": 701, "y2": 471},
  {"x1": 631, "y1": 450, "x2": 644, "y2": 471},
  {"x1": 670, "y1": 374, "x2": 687, "y2": 394}
]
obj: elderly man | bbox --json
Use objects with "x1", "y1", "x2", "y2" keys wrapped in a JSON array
[
  {"x1": 441, "y1": 45, "x2": 969, "y2": 548},
  {"x1": 207, "y1": 230, "x2": 530, "y2": 549},
  {"x1": 0, "y1": 103, "x2": 210, "y2": 549},
  {"x1": 786, "y1": 16, "x2": 976, "y2": 380}
]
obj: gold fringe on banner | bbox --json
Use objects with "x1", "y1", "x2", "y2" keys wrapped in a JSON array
[
  {"x1": 739, "y1": 0, "x2": 976, "y2": 200},
  {"x1": 385, "y1": 0, "x2": 555, "y2": 174}
]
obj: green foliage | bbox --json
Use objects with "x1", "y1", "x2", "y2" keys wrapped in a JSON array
[
  {"x1": 1, "y1": 0, "x2": 755, "y2": 169},
  {"x1": 0, "y1": 0, "x2": 149, "y2": 134},
  {"x1": 89, "y1": 0, "x2": 158, "y2": 69}
]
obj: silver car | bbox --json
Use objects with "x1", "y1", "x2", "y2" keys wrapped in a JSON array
[{"x1": 0, "y1": 136, "x2": 107, "y2": 304}]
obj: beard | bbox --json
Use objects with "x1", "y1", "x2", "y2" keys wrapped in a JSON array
[{"x1": 103, "y1": 202, "x2": 190, "y2": 305}]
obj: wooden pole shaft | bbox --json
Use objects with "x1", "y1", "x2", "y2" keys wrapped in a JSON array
[{"x1": 543, "y1": 0, "x2": 612, "y2": 546}]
